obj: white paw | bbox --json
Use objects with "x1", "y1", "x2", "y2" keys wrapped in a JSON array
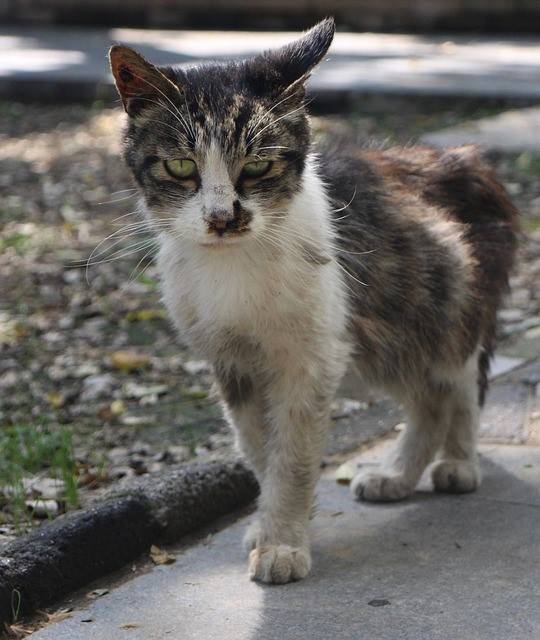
[
  {"x1": 249, "y1": 544, "x2": 311, "y2": 584},
  {"x1": 351, "y1": 470, "x2": 413, "y2": 502},
  {"x1": 432, "y1": 460, "x2": 480, "y2": 493},
  {"x1": 242, "y1": 521, "x2": 260, "y2": 555}
]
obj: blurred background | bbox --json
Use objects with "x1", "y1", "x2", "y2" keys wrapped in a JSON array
[{"x1": 1, "y1": 2, "x2": 540, "y2": 544}]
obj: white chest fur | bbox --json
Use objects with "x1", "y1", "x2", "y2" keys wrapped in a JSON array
[{"x1": 156, "y1": 162, "x2": 348, "y2": 362}]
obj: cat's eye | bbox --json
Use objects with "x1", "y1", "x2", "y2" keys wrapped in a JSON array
[
  {"x1": 164, "y1": 158, "x2": 197, "y2": 179},
  {"x1": 242, "y1": 160, "x2": 271, "y2": 178}
]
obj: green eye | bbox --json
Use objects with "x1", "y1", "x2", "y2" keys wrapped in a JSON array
[
  {"x1": 164, "y1": 158, "x2": 197, "y2": 179},
  {"x1": 242, "y1": 160, "x2": 271, "y2": 178}
]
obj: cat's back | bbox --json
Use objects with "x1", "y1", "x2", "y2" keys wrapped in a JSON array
[{"x1": 316, "y1": 138, "x2": 519, "y2": 385}]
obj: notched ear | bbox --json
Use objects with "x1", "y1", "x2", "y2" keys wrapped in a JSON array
[
  {"x1": 109, "y1": 45, "x2": 180, "y2": 116},
  {"x1": 247, "y1": 18, "x2": 335, "y2": 99}
]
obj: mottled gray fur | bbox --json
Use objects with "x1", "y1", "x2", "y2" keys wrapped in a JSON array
[{"x1": 109, "y1": 18, "x2": 518, "y2": 584}]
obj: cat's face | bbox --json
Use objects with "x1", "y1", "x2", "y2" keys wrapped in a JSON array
[{"x1": 110, "y1": 19, "x2": 334, "y2": 247}]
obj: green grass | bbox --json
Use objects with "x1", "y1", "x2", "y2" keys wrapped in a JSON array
[
  {"x1": 0, "y1": 232, "x2": 29, "y2": 254},
  {"x1": 0, "y1": 424, "x2": 78, "y2": 530}
]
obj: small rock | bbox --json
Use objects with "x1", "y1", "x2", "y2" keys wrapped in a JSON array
[
  {"x1": 121, "y1": 415, "x2": 155, "y2": 426},
  {"x1": 168, "y1": 445, "x2": 190, "y2": 463},
  {"x1": 0, "y1": 370, "x2": 18, "y2": 389},
  {"x1": 110, "y1": 466, "x2": 135, "y2": 479},
  {"x1": 182, "y1": 360, "x2": 212, "y2": 375},
  {"x1": 63, "y1": 269, "x2": 82, "y2": 284},
  {"x1": 130, "y1": 441, "x2": 152, "y2": 456},
  {"x1": 30, "y1": 477, "x2": 65, "y2": 500},
  {"x1": 26, "y1": 499, "x2": 59, "y2": 518},
  {"x1": 81, "y1": 373, "x2": 115, "y2": 401},
  {"x1": 73, "y1": 363, "x2": 100, "y2": 378},
  {"x1": 43, "y1": 331, "x2": 64, "y2": 344},
  {"x1": 123, "y1": 382, "x2": 168, "y2": 399},
  {"x1": 139, "y1": 393, "x2": 158, "y2": 406},
  {"x1": 129, "y1": 455, "x2": 148, "y2": 474},
  {"x1": 108, "y1": 446, "x2": 129, "y2": 464},
  {"x1": 58, "y1": 315, "x2": 75, "y2": 330},
  {"x1": 498, "y1": 309, "x2": 525, "y2": 323}
]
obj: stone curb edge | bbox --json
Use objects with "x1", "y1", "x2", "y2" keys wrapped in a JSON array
[{"x1": 0, "y1": 459, "x2": 258, "y2": 625}]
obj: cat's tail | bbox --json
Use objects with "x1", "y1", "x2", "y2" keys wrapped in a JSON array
[{"x1": 428, "y1": 145, "x2": 520, "y2": 407}]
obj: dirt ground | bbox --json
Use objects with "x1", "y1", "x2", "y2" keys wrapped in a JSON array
[{"x1": 1, "y1": 100, "x2": 540, "y2": 544}]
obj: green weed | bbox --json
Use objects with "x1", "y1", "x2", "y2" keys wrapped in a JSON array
[{"x1": 0, "y1": 424, "x2": 78, "y2": 530}]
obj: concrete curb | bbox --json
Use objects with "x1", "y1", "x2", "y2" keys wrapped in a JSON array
[{"x1": 0, "y1": 460, "x2": 258, "y2": 625}]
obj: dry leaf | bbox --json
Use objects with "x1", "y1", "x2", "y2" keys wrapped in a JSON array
[
  {"x1": 125, "y1": 309, "x2": 166, "y2": 322},
  {"x1": 110, "y1": 399, "x2": 126, "y2": 416},
  {"x1": 110, "y1": 350, "x2": 150, "y2": 372},
  {"x1": 39, "y1": 608, "x2": 73, "y2": 623},
  {"x1": 47, "y1": 392, "x2": 65, "y2": 408},
  {"x1": 335, "y1": 462, "x2": 356, "y2": 485},
  {"x1": 3, "y1": 623, "x2": 33, "y2": 638},
  {"x1": 120, "y1": 623, "x2": 140, "y2": 630},
  {"x1": 150, "y1": 545, "x2": 175, "y2": 565}
]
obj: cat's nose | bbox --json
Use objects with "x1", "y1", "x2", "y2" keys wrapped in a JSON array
[{"x1": 203, "y1": 208, "x2": 239, "y2": 236}]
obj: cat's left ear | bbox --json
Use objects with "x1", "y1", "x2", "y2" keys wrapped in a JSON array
[{"x1": 248, "y1": 18, "x2": 335, "y2": 97}]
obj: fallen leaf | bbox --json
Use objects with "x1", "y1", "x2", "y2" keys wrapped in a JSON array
[
  {"x1": 38, "y1": 608, "x2": 73, "y2": 623},
  {"x1": 3, "y1": 622, "x2": 33, "y2": 638},
  {"x1": 150, "y1": 545, "x2": 175, "y2": 565},
  {"x1": 47, "y1": 392, "x2": 65, "y2": 408},
  {"x1": 119, "y1": 623, "x2": 140, "y2": 630},
  {"x1": 110, "y1": 351, "x2": 150, "y2": 372},
  {"x1": 335, "y1": 462, "x2": 356, "y2": 485},
  {"x1": 110, "y1": 399, "x2": 126, "y2": 415},
  {"x1": 125, "y1": 309, "x2": 166, "y2": 322}
]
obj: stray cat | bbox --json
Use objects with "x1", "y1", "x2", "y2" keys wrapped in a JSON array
[{"x1": 109, "y1": 18, "x2": 518, "y2": 584}]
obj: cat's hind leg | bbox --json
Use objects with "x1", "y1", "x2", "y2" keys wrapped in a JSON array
[
  {"x1": 351, "y1": 380, "x2": 452, "y2": 502},
  {"x1": 431, "y1": 353, "x2": 481, "y2": 494}
]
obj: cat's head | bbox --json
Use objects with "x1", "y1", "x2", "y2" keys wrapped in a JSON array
[{"x1": 110, "y1": 19, "x2": 334, "y2": 247}]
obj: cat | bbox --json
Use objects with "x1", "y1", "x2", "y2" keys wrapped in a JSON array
[{"x1": 109, "y1": 18, "x2": 518, "y2": 584}]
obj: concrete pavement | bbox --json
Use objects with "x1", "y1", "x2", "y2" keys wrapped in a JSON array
[
  {"x1": 2, "y1": 27, "x2": 540, "y2": 103},
  {"x1": 32, "y1": 441, "x2": 540, "y2": 640}
]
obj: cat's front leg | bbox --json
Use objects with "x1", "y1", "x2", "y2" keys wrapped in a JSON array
[{"x1": 248, "y1": 364, "x2": 332, "y2": 584}]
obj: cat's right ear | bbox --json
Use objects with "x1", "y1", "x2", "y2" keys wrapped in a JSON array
[
  {"x1": 246, "y1": 18, "x2": 335, "y2": 99},
  {"x1": 109, "y1": 45, "x2": 179, "y2": 116}
]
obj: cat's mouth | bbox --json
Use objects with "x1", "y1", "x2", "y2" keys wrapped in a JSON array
[{"x1": 200, "y1": 227, "x2": 251, "y2": 247}]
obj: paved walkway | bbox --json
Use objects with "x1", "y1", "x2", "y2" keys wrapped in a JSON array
[
  {"x1": 31, "y1": 359, "x2": 540, "y2": 639},
  {"x1": 32, "y1": 443, "x2": 540, "y2": 640},
  {"x1": 422, "y1": 106, "x2": 540, "y2": 152},
  {"x1": 2, "y1": 27, "x2": 540, "y2": 102}
]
